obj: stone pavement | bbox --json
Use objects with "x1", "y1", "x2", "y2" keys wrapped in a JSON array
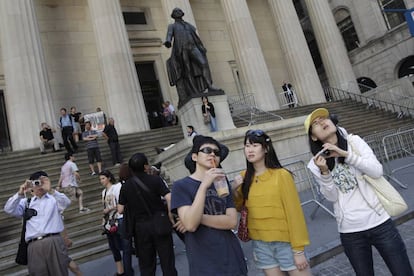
[{"x1": 73, "y1": 159, "x2": 414, "y2": 275}]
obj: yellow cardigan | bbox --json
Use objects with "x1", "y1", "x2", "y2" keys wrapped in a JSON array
[{"x1": 234, "y1": 168, "x2": 310, "y2": 251}]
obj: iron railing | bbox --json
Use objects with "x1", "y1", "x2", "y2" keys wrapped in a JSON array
[
  {"x1": 324, "y1": 87, "x2": 414, "y2": 119},
  {"x1": 228, "y1": 93, "x2": 283, "y2": 126}
]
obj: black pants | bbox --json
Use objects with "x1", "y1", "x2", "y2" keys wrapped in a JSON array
[
  {"x1": 108, "y1": 141, "x2": 122, "y2": 165},
  {"x1": 134, "y1": 220, "x2": 177, "y2": 276},
  {"x1": 62, "y1": 126, "x2": 78, "y2": 153}
]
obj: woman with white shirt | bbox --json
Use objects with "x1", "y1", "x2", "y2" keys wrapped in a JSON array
[
  {"x1": 100, "y1": 170, "x2": 125, "y2": 276},
  {"x1": 305, "y1": 108, "x2": 413, "y2": 276}
]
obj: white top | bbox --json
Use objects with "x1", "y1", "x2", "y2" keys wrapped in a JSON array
[
  {"x1": 4, "y1": 191, "x2": 70, "y2": 241},
  {"x1": 60, "y1": 160, "x2": 79, "y2": 188},
  {"x1": 168, "y1": 104, "x2": 175, "y2": 113},
  {"x1": 308, "y1": 134, "x2": 389, "y2": 233},
  {"x1": 101, "y1": 183, "x2": 123, "y2": 219}
]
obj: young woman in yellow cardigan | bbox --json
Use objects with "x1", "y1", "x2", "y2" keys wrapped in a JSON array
[{"x1": 233, "y1": 129, "x2": 311, "y2": 276}]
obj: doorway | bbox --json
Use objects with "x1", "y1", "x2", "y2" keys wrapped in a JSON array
[
  {"x1": 0, "y1": 90, "x2": 11, "y2": 152},
  {"x1": 135, "y1": 62, "x2": 164, "y2": 129}
]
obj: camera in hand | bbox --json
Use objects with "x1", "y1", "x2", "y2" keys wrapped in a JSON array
[
  {"x1": 31, "y1": 180, "x2": 41, "y2": 186},
  {"x1": 316, "y1": 148, "x2": 330, "y2": 158},
  {"x1": 24, "y1": 208, "x2": 37, "y2": 220}
]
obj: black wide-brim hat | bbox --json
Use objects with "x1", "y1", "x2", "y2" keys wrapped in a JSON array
[{"x1": 184, "y1": 135, "x2": 229, "y2": 174}]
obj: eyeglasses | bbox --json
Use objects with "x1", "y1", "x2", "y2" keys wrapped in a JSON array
[
  {"x1": 199, "y1": 147, "x2": 221, "y2": 156},
  {"x1": 246, "y1": 129, "x2": 265, "y2": 137}
]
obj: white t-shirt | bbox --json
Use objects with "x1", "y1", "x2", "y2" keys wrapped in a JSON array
[
  {"x1": 168, "y1": 104, "x2": 175, "y2": 113},
  {"x1": 101, "y1": 183, "x2": 123, "y2": 219},
  {"x1": 60, "y1": 160, "x2": 79, "y2": 188}
]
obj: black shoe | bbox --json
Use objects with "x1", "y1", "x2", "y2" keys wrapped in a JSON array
[
  {"x1": 153, "y1": 162, "x2": 162, "y2": 170},
  {"x1": 155, "y1": 147, "x2": 164, "y2": 154},
  {"x1": 41, "y1": 151, "x2": 47, "y2": 155}
]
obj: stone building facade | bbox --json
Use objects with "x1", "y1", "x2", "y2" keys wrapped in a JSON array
[{"x1": 0, "y1": 0, "x2": 413, "y2": 151}]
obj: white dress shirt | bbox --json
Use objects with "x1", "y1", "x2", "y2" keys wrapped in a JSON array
[{"x1": 4, "y1": 191, "x2": 71, "y2": 241}]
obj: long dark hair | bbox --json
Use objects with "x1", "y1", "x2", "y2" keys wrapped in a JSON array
[
  {"x1": 308, "y1": 114, "x2": 348, "y2": 171},
  {"x1": 242, "y1": 130, "x2": 284, "y2": 200},
  {"x1": 99, "y1": 170, "x2": 116, "y2": 184}
]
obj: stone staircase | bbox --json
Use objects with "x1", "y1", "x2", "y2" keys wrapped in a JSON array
[
  {"x1": 0, "y1": 126, "x2": 183, "y2": 275},
  {"x1": 233, "y1": 99, "x2": 414, "y2": 137},
  {"x1": 1, "y1": 99, "x2": 414, "y2": 275}
]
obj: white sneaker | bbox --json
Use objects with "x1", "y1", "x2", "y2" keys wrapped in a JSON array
[{"x1": 79, "y1": 208, "x2": 91, "y2": 214}]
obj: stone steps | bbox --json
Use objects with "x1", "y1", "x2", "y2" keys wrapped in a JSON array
[
  {"x1": 233, "y1": 100, "x2": 412, "y2": 136},
  {"x1": 0, "y1": 125, "x2": 183, "y2": 275}
]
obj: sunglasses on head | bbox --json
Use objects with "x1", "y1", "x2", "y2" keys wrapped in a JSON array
[
  {"x1": 199, "y1": 147, "x2": 221, "y2": 156},
  {"x1": 246, "y1": 129, "x2": 265, "y2": 137},
  {"x1": 245, "y1": 129, "x2": 271, "y2": 142}
]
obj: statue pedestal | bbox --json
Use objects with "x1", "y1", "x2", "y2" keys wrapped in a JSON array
[{"x1": 178, "y1": 94, "x2": 236, "y2": 136}]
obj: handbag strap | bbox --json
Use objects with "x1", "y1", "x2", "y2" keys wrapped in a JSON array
[
  {"x1": 348, "y1": 135, "x2": 382, "y2": 212},
  {"x1": 131, "y1": 176, "x2": 153, "y2": 217},
  {"x1": 20, "y1": 197, "x2": 32, "y2": 244}
]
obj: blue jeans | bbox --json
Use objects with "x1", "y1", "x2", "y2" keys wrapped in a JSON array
[
  {"x1": 118, "y1": 218, "x2": 134, "y2": 276},
  {"x1": 210, "y1": 116, "x2": 218, "y2": 132},
  {"x1": 340, "y1": 219, "x2": 413, "y2": 276}
]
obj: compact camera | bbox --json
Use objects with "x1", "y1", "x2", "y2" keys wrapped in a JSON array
[
  {"x1": 31, "y1": 180, "x2": 42, "y2": 186},
  {"x1": 316, "y1": 149, "x2": 330, "y2": 158}
]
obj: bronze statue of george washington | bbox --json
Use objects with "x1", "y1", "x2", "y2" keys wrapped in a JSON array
[{"x1": 164, "y1": 8, "x2": 222, "y2": 108}]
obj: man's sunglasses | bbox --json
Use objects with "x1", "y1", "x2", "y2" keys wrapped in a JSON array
[{"x1": 199, "y1": 147, "x2": 221, "y2": 156}]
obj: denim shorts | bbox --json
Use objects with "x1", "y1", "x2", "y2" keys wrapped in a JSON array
[{"x1": 252, "y1": 240, "x2": 297, "y2": 271}]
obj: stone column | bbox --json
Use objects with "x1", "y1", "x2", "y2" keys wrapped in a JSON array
[
  {"x1": 220, "y1": 0, "x2": 280, "y2": 111},
  {"x1": 88, "y1": 0, "x2": 149, "y2": 134},
  {"x1": 268, "y1": 0, "x2": 325, "y2": 105},
  {"x1": 0, "y1": 0, "x2": 55, "y2": 151},
  {"x1": 161, "y1": 0, "x2": 196, "y2": 27},
  {"x1": 304, "y1": 0, "x2": 359, "y2": 92}
]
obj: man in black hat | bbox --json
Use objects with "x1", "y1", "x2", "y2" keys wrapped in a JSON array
[
  {"x1": 171, "y1": 135, "x2": 247, "y2": 275},
  {"x1": 4, "y1": 171, "x2": 72, "y2": 275}
]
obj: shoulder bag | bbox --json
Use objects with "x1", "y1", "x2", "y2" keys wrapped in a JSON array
[
  {"x1": 348, "y1": 135, "x2": 407, "y2": 216},
  {"x1": 15, "y1": 197, "x2": 32, "y2": 265},
  {"x1": 203, "y1": 111, "x2": 211, "y2": 124},
  {"x1": 237, "y1": 200, "x2": 250, "y2": 242},
  {"x1": 132, "y1": 176, "x2": 172, "y2": 236},
  {"x1": 362, "y1": 174, "x2": 407, "y2": 216}
]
